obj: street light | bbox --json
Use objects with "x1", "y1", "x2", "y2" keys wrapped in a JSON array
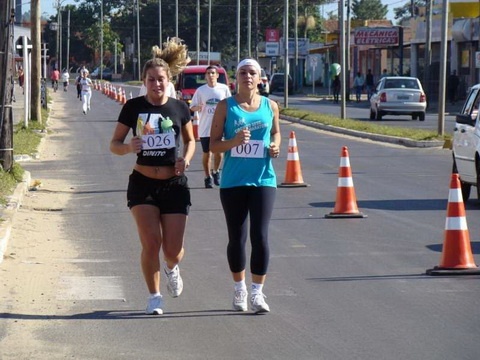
[{"x1": 136, "y1": 0, "x2": 141, "y2": 80}]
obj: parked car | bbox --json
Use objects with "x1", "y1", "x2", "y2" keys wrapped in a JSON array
[
  {"x1": 269, "y1": 73, "x2": 293, "y2": 94},
  {"x1": 258, "y1": 68, "x2": 270, "y2": 95},
  {"x1": 90, "y1": 67, "x2": 113, "y2": 81},
  {"x1": 369, "y1": 76, "x2": 427, "y2": 121},
  {"x1": 176, "y1": 65, "x2": 232, "y2": 106},
  {"x1": 452, "y1": 83, "x2": 480, "y2": 201}
]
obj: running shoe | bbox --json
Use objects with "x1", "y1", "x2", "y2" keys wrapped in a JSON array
[
  {"x1": 212, "y1": 171, "x2": 221, "y2": 186},
  {"x1": 232, "y1": 289, "x2": 248, "y2": 312},
  {"x1": 204, "y1": 176, "x2": 213, "y2": 189},
  {"x1": 145, "y1": 295, "x2": 163, "y2": 315},
  {"x1": 165, "y1": 265, "x2": 183, "y2": 297},
  {"x1": 250, "y1": 292, "x2": 270, "y2": 314}
]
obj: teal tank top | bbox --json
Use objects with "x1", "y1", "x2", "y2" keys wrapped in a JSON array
[{"x1": 221, "y1": 96, "x2": 277, "y2": 189}]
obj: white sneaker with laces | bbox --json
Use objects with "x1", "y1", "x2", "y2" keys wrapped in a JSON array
[
  {"x1": 165, "y1": 265, "x2": 183, "y2": 297},
  {"x1": 250, "y1": 292, "x2": 270, "y2": 314},
  {"x1": 232, "y1": 289, "x2": 248, "y2": 311},
  {"x1": 145, "y1": 295, "x2": 163, "y2": 315}
]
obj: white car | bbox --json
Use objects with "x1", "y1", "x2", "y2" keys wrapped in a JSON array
[
  {"x1": 369, "y1": 76, "x2": 427, "y2": 121},
  {"x1": 452, "y1": 83, "x2": 480, "y2": 201}
]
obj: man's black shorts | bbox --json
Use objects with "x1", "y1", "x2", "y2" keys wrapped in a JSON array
[{"x1": 200, "y1": 137, "x2": 211, "y2": 153}]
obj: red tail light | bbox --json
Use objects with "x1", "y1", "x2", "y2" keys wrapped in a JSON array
[
  {"x1": 419, "y1": 93, "x2": 426, "y2": 103},
  {"x1": 380, "y1": 93, "x2": 387, "y2": 102}
]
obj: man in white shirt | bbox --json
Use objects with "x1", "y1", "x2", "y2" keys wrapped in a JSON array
[{"x1": 190, "y1": 66, "x2": 231, "y2": 188}]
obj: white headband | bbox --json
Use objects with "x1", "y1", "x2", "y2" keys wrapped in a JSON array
[{"x1": 236, "y1": 59, "x2": 261, "y2": 74}]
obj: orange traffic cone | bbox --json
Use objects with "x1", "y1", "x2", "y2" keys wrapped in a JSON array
[
  {"x1": 116, "y1": 87, "x2": 122, "y2": 102},
  {"x1": 192, "y1": 111, "x2": 200, "y2": 141},
  {"x1": 325, "y1": 146, "x2": 366, "y2": 218},
  {"x1": 121, "y1": 89, "x2": 127, "y2": 105},
  {"x1": 427, "y1": 173, "x2": 480, "y2": 275},
  {"x1": 278, "y1": 131, "x2": 309, "y2": 187}
]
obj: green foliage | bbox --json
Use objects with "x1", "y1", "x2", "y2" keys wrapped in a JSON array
[
  {"x1": 45, "y1": 0, "x2": 334, "y2": 70},
  {"x1": 351, "y1": 0, "x2": 388, "y2": 20},
  {"x1": 0, "y1": 163, "x2": 24, "y2": 206},
  {"x1": 393, "y1": 0, "x2": 425, "y2": 21}
]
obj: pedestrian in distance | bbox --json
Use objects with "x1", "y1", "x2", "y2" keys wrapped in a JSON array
[
  {"x1": 109, "y1": 37, "x2": 194, "y2": 316},
  {"x1": 380, "y1": 68, "x2": 388, "y2": 79},
  {"x1": 190, "y1": 65, "x2": 232, "y2": 188},
  {"x1": 75, "y1": 74, "x2": 82, "y2": 99},
  {"x1": 332, "y1": 75, "x2": 341, "y2": 104},
  {"x1": 17, "y1": 66, "x2": 24, "y2": 95},
  {"x1": 210, "y1": 58, "x2": 281, "y2": 314},
  {"x1": 353, "y1": 72, "x2": 365, "y2": 103},
  {"x1": 448, "y1": 70, "x2": 460, "y2": 105},
  {"x1": 79, "y1": 69, "x2": 93, "y2": 115},
  {"x1": 365, "y1": 69, "x2": 374, "y2": 101},
  {"x1": 51, "y1": 68, "x2": 60, "y2": 92},
  {"x1": 61, "y1": 69, "x2": 70, "y2": 92}
]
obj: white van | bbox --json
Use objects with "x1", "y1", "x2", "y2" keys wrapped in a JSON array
[{"x1": 452, "y1": 83, "x2": 480, "y2": 201}]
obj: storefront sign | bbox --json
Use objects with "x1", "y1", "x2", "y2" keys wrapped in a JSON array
[{"x1": 354, "y1": 27, "x2": 399, "y2": 46}]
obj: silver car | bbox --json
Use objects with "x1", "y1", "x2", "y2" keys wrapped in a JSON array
[{"x1": 369, "y1": 76, "x2": 427, "y2": 121}]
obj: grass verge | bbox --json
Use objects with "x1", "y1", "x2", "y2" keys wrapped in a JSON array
[
  {"x1": 0, "y1": 107, "x2": 47, "y2": 207},
  {"x1": 280, "y1": 108, "x2": 451, "y2": 142}
]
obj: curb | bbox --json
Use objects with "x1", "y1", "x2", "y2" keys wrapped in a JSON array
[
  {"x1": 280, "y1": 115, "x2": 445, "y2": 148},
  {"x1": 0, "y1": 170, "x2": 31, "y2": 264}
]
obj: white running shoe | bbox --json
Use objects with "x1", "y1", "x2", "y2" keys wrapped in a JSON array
[
  {"x1": 232, "y1": 289, "x2": 248, "y2": 311},
  {"x1": 250, "y1": 292, "x2": 270, "y2": 314},
  {"x1": 145, "y1": 295, "x2": 163, "y2": 315},
  {"x1": 165, "y1": 265, "x2": 183, "y2": 297}
]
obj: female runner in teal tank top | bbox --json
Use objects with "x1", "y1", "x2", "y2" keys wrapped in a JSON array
[{"x1": 210, "y1": 59, "x2": 281, "y2": 313}]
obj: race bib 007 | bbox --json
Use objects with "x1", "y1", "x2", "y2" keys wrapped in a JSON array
[
  {"x1": 231, "y1": 140, "x2": 265, "y2": 158},
  {"x1": 142, "y1": 133, "x2": 175, "y2": 150}
]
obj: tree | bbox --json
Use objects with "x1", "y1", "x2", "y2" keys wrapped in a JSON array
[
  {"x1": 351, "y1": 0, "x2": 388, "y2": 20},
  {"x1": 393, "y1": 0, "x2": 425, "y2": 21}
]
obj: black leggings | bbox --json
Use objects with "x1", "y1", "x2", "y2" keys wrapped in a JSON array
[{"x1": 220, "y1": 186, "x2": 276, "y2": 275}]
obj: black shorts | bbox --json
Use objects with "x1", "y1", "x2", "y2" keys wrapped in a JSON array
[
  {"x1": 127, "y1": 170, "x2": 191, "y2": 215},
  {"x1": 200, "y1": 137, "x2": 210, "y2": 153}
]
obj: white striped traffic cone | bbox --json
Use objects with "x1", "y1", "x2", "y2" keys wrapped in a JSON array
[
  {"x1": 279, "y1": 131, "x2": 309, "y2": 187},
  {"x1": 427, "y1": 173, "x2": 480, "y2": 275},
  {"x1": 325, "y1": 146, "x2": 366, "y2": 218}
]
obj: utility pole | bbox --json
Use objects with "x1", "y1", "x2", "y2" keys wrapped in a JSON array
[
  {"x1": 31, "y1": 0, "x2": 42, "y2": 122},
  {"x1": 283, "y1": 0, "x2": 289, "y2": 108},
  {"x1": 437, "y1": 0, "x2": 449, "y2": 136},
  {"x1": 339, "y1": 0, "x2": 346, "y2": 118},
  {"x1": 196, "y1": 0, "x2": 200, "y2": 65},
  {"x1": 424, "y1": 0, "x2": 432, "y2": 97},
  {"x1": 0, "y1": 5, "x2": 15, "y2": 171}
]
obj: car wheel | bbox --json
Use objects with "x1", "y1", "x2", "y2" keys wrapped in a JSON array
[
  {"x1": 419, "y1": 112, "x2": 425, "y2": 121},
  {"x1": 453, "y1": 156, "x2": 471, "y2": 201},
  {"x1": 375, "y1": 109, "x2": 383, "y2": 120},
  {"x1": 369, "y1": 108, "x2": 375, "y2": 120}
]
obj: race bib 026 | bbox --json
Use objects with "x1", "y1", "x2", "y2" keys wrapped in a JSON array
[{"x1": 141, "y1": 133, "x2": 175, "y2": 150}]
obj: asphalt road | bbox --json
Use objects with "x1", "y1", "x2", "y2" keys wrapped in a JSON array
[
  {"x1": 2, "y1": 84, "x2": 479, "y2": 359},
  {"x1": 268, "y1": 91, "x2": 463, "y2": 134}
]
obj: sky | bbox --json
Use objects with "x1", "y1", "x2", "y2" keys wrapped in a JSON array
[{"x1": 37, "y1": 0, "x2": 402, "y2": 21}]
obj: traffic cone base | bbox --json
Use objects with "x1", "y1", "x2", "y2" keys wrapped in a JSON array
[
  {"x1": 426, "y1": 173, "x2": 480, "y2": 276},
  {"x1": 278, "y1": 131, "x2": 309, "y2": 188},
  {"x1": 325, "y1": 146, "x2": 366, "y2": 218}
]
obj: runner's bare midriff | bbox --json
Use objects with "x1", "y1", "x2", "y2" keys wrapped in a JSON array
[{"x1": 134, "y1": 164, "x2": 177, "y2": 179}]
